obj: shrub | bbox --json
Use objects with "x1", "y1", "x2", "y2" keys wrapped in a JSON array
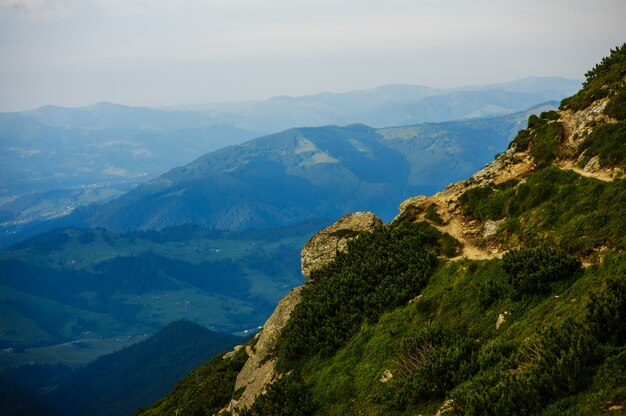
[
  {"x1": 393, "y1": 326, "x2": 480, "y2": 409},
  {"x1": 240, "y1": 373, "x2": 315, "y2": 416},
  {"x1": 578, "y1": 120, "x2": 626, "y2": 167},
  {"x1": 604, "y1": 86, "x2": 626, "y2": 120},
  {"x1": 502, "y1": 247, "x2": 582, "y2": 295},
  {"x1": 276, "y1": 223, "x2": 441, "y2": 369},
  {"x1": 425, "y1": 203, "x2": 444, "y2": 225},
  {"x1": 452, "y1": 320, "x2": 601, "y2": 415},
  {"x1": 561, "y1": 44, "x2": 626, "y2": 112},
  {"x1": 588, "y1": 273, "x2": 626, "y2": 346}
]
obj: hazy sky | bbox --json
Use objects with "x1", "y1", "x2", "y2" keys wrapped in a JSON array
[{"x1": 0, "y1": 0, "x2": 624, "y2": 111}]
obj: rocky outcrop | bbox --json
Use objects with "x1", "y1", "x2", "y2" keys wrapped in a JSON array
[
  {"x1": 561, "y1": 97, "x2": 614, "y2": 149},
  {"x1": 300, "y1": 211, "x2": 383, "y2": 279},
  {"x1": 222, "y1": 287, "x2": 302, "y2": 413},
  {"x1": 222, "y1": 212, "x2": 382, "y2": 414}
]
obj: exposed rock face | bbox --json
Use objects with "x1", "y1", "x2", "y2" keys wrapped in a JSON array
[
  {"x1": 223, "y1": 286, "x2": 303, "y2": 413},
  {"x1": 483, "y1": 219, "x2": 505, "y2": 239},
  {"x1": 300, "y1": 211, "x2": 383, "y2": 279},
  {"x1": 561, "y1": 97, "x2": 614, "y2": 149},
  {"x1": 223, "y1": 212, "x2": 383, "y2": 413}
]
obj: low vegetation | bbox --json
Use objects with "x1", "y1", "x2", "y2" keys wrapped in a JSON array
[
  {"x1": 560, "y1": 43, "x2": 626, "y2": 112},
  {"x1": 459, "y1": 166, "x2": 626, "y2": 256},
  {"x1": 577, "y1": 120, "x2": 626, "y2": 167}
]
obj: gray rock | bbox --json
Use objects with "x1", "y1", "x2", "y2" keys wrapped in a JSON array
[
  {"x1": 300, "y1": 212, "x2": 382, "y2": 279},
  {"x1": 380, "y1": 369, "x2": 394, "y2": 383},
  {"x1": 223, "y1": 287, "x2": 303, "y2": 414},
  {"x1": 483, "y1": 219, "x2": 505, "y2": 239}
]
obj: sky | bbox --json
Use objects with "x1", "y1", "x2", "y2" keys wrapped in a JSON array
[{"x1": 0, "y1": 0, "x2": 624, "y2": 111}]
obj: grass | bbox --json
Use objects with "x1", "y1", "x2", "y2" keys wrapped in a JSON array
[
  {"x1": 267, "y1": 252, "x2": 624, "y2": 415},
  {"x1": 459, "y1": 166, "x2": 626, "y2": 256}
]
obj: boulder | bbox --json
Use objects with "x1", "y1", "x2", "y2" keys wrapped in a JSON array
[{"x1": 300, "y1": 212, "x2": 382, "y2": 279}]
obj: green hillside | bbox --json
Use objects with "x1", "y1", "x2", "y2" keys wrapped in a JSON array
[
  {"x1": 47, "y1": 320, "x2": 240, "y2": 416},
  {"x1": 143, "y1": 45, "x2": 626, "y2": 415},
  {"x1": 0, "y1": 220, "x2": 326, "y2": 358}
]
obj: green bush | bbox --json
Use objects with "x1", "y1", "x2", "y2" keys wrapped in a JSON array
[
  {"x1": 561, "y1": 43, "x2": 626, "y2": 112},
  {"x1": 529, "y1": 122, "x2": 563, "y2": 167},
  {"x1": 588, "y1": 273, "x2": 626, "y2": 346},
  {"x1": 502, "y1": 247, "x2": 582, "y2": 295},
  {"x1": 604, "y1": 86, "x2": 626, "y2": 120},
  {"x1": 425, "y1": 203, "x2": 444, "y2": 224},
  {"x1": 276, "y1": 223, "x2": 442, "y2": 369},
  {"x1": 452, "y1": 319, "x2": 601, "y2": 415},
  {"x1": 240, "y1": 373, "x2": 315, "y2": 416},
  {"x1": 578, "y1": 120, "x2": 626, "y2": 167},
  {"x1": 393, "y1": 326, "x2": 480, "y2": 409},
  {"x1": 459, "y1": 167, "x2": 626, "y2": 255}
]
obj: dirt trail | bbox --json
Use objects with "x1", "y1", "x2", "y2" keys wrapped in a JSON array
[
  {"x1": 401, "y1": 193, "x2": 497, "y2": 261},
  {"x1": 434, "y1": 213, "x2": 495, "y2": 261},
  {"x1": 557, "y1": 160, "x2": 615, "y2": 182},
  {"x1": 557, "y1": 103, "x2": 621, "y2": 183}
]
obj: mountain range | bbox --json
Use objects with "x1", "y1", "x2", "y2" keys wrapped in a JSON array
[
  {"x1": 173, "y1": 76, "x2": 581, "y2": 132},
  {"x1": 56, "y1": 103, "x2": 556, "y2": 235},
  {"x1": 0, "y1": 77, "x2": 578, "y2": 247}
]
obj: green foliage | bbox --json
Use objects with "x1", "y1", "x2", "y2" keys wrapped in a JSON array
[
  {"x1": 529, "y1": 121, "x2": 563, "y2": 167},
  {"x1": 452, "y1": 319, "x2": 602, "y2": 415},
  {"x1": 582, "y1": 43, "x2": 626, "y2": 88},
  {"x1": 578, "y1": 120, "x2": 626, "y2": 167},
  {"x1": 277, "y1": 223, "x2": 442, "y2": 369},
  {"x1": 393, "y1": 326, "x2": 480, "y2": 409},
  {"x1": 509, "y1": 110, "x2": 562, "y2": 158},
  {"x1": 425, "y1": 203, "x2": 444, "y2": 224},
  {"x1": 604, "y1": 86, "x2": 626, "y2": 120},
  {"x1": 509, "y1": 111, "x2": 563, "y2": 166},
  {"x1": 458, "y1": 180, "x2": 517, "y2": 220},
  {"x1": 459, "y1": 167, "x2": 626, "y2": 256},
  {"x1": 588, "y1": 265, "x2": 626, "y2": 346},
  {"x1": 561, "y1": 43, "x2": 626, "y2": 111},
  {"x1": 502, "y1": 247, "x2": 582, "y2": 295},
  {"x1": 240, "y1": 373, "x2": 316, "y2": 416},
  {"x1": 141, "y1": 342, "x2": 248, "y2": 416}
]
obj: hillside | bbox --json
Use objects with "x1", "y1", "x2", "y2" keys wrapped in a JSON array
[
  {"x1": 143, "y1": 46, "x2": 626, "y2": 415},
  {"x1": 0, "y1": 104, "x2": 260, "y2": 197},
  {"x1": 0, "y1": 320, "x2": 241, "y2": 416},
  {"x1": 66, "y1": 106, "x2": 554, "y2": 233},
  {"x1": 47, "y1": 320, "x2": 240, "y2": 416},
  {"x1": 0, "y1": 220, "x2": 326, "y2": 356}
]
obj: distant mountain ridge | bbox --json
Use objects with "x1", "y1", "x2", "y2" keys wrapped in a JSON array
[
  {"x1": 0, "y1": 76, "x2": 577, "y2": 240},
  {"x1": 172, "y1": 76, "x2": 581, "y2": 132},
  {"x1": 67, "y1": 103, "x2": 557, "y2": 232}
]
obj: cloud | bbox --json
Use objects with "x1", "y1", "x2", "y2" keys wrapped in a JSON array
[
  {"x1": 91, "y1": 0, "x2": 172, "y2": 16},
  {"x1": 0, "y1": 0, "x2": 72, "y2": 19}
]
